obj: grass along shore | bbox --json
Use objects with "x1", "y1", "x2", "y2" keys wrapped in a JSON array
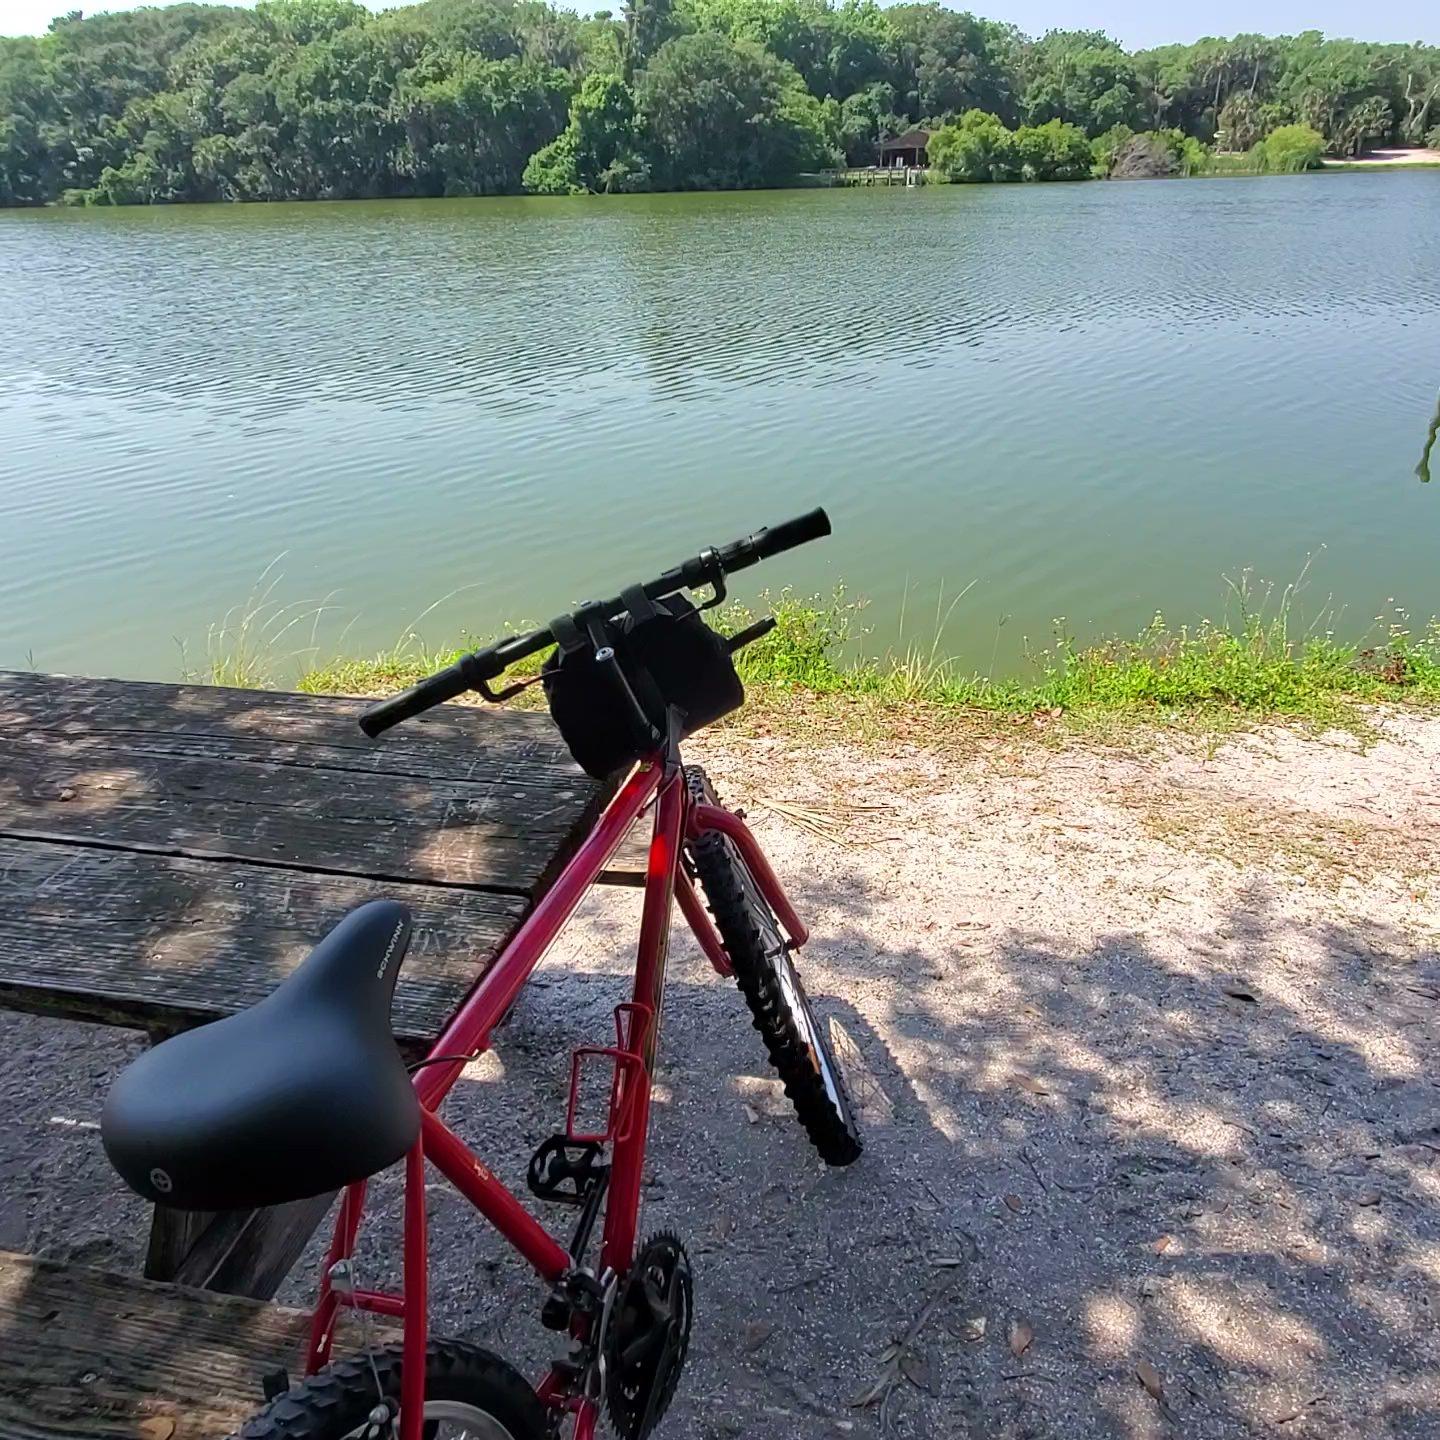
[{"x1": 274, "y1": 581, "x2": 1440, "y2": 739}]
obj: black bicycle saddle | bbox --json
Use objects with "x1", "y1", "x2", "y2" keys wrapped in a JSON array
[{"x1": 102, "y1": 900, "x2": 421, "y2": 1211}]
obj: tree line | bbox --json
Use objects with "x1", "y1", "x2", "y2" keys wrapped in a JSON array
[
  {"x1": 924, "y1": 112, "x2": 1331, "y2": 184},
  {"x1": 1, "y1": 0, "x2": 1437, "y2": 205}
]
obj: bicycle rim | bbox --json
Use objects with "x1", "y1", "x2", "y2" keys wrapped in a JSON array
[
  {"x1": 340, "y1": 1401, "x2": 519, "y2": 1440},
  {"x1": 771, "y1": 948, "x2": 844, "y2": 1113},
  {"x1": 421, "y1": 1400, "x2": 520, "y2": 1439}
]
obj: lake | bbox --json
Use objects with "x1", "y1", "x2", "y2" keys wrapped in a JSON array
[{"x1": 3, "y1": 174, "x2": 1438, "y2": 684}]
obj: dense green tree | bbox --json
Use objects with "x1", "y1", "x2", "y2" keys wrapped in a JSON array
[
  {"x1": 4, "y1": 4, "x2": 1438, "y2": 205},
  {"x1": 1021, "y1": 29, "x2": 1143, "y2": 133},
  {"x1": 926, "y1": 107, "x2": 1016, "y2": 180},
  {"x1": 886, "y1": 4, "x2": 1011, "y2": 122},
  {"x1": 834, "y1": 77, "x2": 903, "y2": 162},
  {"x1": 1334, "y1": 93, "x2": 1390, "y2": 156},
  {"x1": 1013, "y1": 116, "x2": 1090, "y2": 178},
  {"x1": 1395, "y1": 49, "x2": 1440, "y2": 142},
  {"x1": 623, "y1": 0, "x2": 677, "y2": 83},
  {"x1": 637, "y1": 31, "x2": 833, "y2": 187},
  {"x1": 395, "y1": 52, "x2": 570, "y2": 195},
  {"x1": 523, "y1": 70, "x2": 648, "y2": 190},
  {"x1": 1217, "y1": 90, "x2": 1263, "y2": 150},
  {"x1": 679, "y1": 0, "x2": 893, "y2": 102}
]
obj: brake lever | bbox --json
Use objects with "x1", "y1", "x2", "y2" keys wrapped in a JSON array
[
  {"x1": 695, "y1": 575, "x2": 727, "y2": 611},
  {"x1": 476, "y1": 674, "x2": 542, "y2": 703},
  {"x1": 685, "y1": 548, "x2": 728, "y2": 611}
]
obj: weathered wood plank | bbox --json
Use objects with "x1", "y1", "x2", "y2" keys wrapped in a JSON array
[
  {"x1": 0, "y1": 840, "x2": 526, "y2": 1043},
  {"x1": 144, "y1": 1207, "x2": 214, "y2": 1288},
  {"x1": 598, "y1": 808, "x2": 653, "y2": 887},
  {"x1": 0, "y1": 673, "x2": 601, "y2": 898},
  {"x1": 0, "y1": 1249, "x2": 392, "y2": 1440},
  {"x1": 148, "y1": 1194, "x2": 336, "y2": 1301},
  {"x1": 0, "y1": 670, "x2": 571, "y2": 782}
]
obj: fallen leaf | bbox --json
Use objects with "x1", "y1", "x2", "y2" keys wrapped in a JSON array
[
  {"x1": 1014, "y1": 1074, "x2": 1050, "y2": 1096},
  {"x1": 899, "y1": 1349, "x2": 933, "y2": 1391},
  {"x1": 1222, "y1": 984, "x2": 1258, "y2": 1003},
  {"x1": 742, "y1": 1103, "x2": 760, "y2": 1125},
  {"x1": 1153, "y1": 1234, "x2": 1174, "y2": 1255},
  {"x1": 1135, "y1": 1361, "x2": 1164, "y2": 1401},
  {"x1": 849, "y1": 1376, "x2": 889, "y2": 1409},
  {"x1": 138, "y1": 1422, "x2": 176, "y2": 1440},
  {"x1": 1003, "y1": 1193, "x2": 1025, "y2": 1213},
  {"x1": 1009, "y1": 1321, "x2": 1034, "y2": 1357},
  {"x1": 741, "y1": 1320, "x2": 773, "y2": 1352}
]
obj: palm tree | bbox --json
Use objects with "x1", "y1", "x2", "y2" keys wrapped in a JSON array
[{"x1": 1337, "y1": 94, "x2": 1391, "y2": 156}]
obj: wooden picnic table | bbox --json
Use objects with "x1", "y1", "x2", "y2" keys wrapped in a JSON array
[{"x1": 0, "y1": 669, "x2": 635, "y2": 1301}]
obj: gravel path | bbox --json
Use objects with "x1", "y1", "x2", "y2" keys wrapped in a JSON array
[{"x1": 3, "y1": 712, "x2": 1438, "y2": 1438}]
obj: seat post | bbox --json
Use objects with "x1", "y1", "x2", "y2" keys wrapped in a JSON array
[{"x1": 399, "y1": 1140, "x2": 428, "y2": 1440}]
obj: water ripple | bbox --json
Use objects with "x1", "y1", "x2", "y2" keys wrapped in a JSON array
[{"x1": 2, "y1": 175, "x2": 1437, "y2": 679}]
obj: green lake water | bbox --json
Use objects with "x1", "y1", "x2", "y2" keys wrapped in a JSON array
[{"x1": 3, "y1": 174, "x2": 1437, "y2": 682}]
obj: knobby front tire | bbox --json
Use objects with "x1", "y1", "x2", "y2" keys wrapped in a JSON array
[
  {"x1": 685, "y1": 767, "x2": 862, "y2": 1167},
  {"x1": 232, "y1": 1339, "x2": 548, "y2": 1440}
]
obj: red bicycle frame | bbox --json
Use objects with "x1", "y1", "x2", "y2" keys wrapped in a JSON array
[{"x1": 302, "y1": 750, "x2": 808, "y2": 1439}]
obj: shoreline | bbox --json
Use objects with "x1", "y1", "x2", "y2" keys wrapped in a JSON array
[
  {"x1": 273, "y1": 592, "x2": 1440, "y2": 745},
  {"x1": 1322, "y1": 147, "x2": 1440, "y2": 168}
]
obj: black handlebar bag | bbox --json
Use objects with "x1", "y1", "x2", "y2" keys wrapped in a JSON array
[{"x1": 542, "y1": 591, "x2": 743, "y2": 779}]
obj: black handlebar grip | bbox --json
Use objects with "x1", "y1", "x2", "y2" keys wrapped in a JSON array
[
  {"x1": 358, "y1": 664, "x2": 470, "y2": 737},
  {"x1": 751, "y1": 507, "x2": 831, "y2": 561}
]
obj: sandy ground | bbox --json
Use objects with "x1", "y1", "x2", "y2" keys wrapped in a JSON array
[
  {"x1": 3, "y1": 712, "x2": 1439, "y2": 1439},
  {"x1": 1322, "y1": 147, "x2": 1440, "y2": 167}
]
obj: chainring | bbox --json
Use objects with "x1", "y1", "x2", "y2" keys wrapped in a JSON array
[{"x1": 604, "y1": 1232, "x2": 694, "y2": 1440}]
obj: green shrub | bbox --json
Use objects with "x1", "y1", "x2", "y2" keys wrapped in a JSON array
[
  {"x1": 1263, "y1": 123, "x2": 1326, "y2": 172},
  {"x1": 1177, "y1": 135, "x2": 1210, "y2": 174},
  {"x1": 637, "y1": 34, "x2": 835, "y2": 189},
  {"x1": 1090, "y1": 123, "x2": 1133, "y2": 174},
  {"x1": 926, "y1": 109, "x2": 1019, "y2": 182},
  {"x1": 1014, "y1": 118, "x2": 1092, "y2": 179}
]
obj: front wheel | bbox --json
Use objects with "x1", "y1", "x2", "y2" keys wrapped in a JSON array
[
  {"x1": 685, "y1": 767, "x2": 862, "y2": 1167},
  {"x1": 233, "y1": 1339, "x2": 548, "y2": 1439}
]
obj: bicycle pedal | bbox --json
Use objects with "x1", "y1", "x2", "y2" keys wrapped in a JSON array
[{"x1": 527, "y1": 1134, "x2": 604, "y2": 1205}]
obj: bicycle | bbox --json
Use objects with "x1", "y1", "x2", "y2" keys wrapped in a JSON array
[{"x1": 102, "y1": 508, "x2": 862, "y2": 1440}]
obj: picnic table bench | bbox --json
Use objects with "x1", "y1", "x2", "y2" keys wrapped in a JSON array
[{"x1": 0, "y1": 669, "x2": 642, "y2": 1437}]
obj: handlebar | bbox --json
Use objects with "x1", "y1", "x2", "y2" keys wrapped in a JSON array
[{"x1": 359, "y1": 507, "x2": 831, "y2": 737}]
